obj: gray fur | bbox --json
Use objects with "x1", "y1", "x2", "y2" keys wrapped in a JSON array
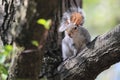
[{"x1": 59, "y1": 7, "x2": 90, "y2": 60}]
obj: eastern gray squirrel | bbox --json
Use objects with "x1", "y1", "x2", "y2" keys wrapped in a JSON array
[{"x1": 59, "y1": 7, "x2": 91, "y2": 60}]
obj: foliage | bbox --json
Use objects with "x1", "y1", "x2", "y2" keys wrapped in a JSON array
[
  {"x1": 0, "y1": 45, "x2": 13, "y2": 80},
  {"x1": 32, "y1": 19, "x2": 51, "y2": 47},
  {"x1": 83, "y1": 0, "x2": 120, "y2": 39},
  {"x1": 31, "y1": 40, "x2": 39, "y2": 47},
  {"x1": 37, "y1": 19, "x2": 51, "y2": 30}
]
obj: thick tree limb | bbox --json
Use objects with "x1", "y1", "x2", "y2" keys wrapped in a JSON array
[{"x1": 58, "y1": 24, "x2": 120, "y2": 80}]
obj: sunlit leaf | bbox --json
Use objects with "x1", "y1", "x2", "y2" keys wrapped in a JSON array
[
  {"x1": 3, "y1": 45, "x2": 13, "y2": 56},
  {"x1": 44, "y1": 19, "x2": 51, "y2": 30},
  {"x1": 4, "y1": 45, "x2": 13, "y2": 52},
  {"x1": 31, "y1": 40, "x2": 39, "y2": 47},
  {"x1": 37, "y1": 19, "x2": 51, "y2": 30},
  {"x1": 37, "y1": 19, "x2": 46, "y2": 26}
]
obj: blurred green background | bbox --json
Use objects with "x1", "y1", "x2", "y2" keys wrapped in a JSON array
[
  {"x1": 83, "y1": 0, "x2": 120, "y2": 39},
  {"x1": 83, "y1": 0, "x2": 120, "y2": 80}
]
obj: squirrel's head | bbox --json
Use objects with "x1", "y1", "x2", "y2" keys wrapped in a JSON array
[
  {"x1": 59, "y1": 7, "x2": 85, "y2": 32},
  {"x1": 66, "y1": 23, "x2": 79, "y2": 38}
]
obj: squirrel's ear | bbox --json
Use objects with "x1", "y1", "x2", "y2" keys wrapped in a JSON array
[
  {"x1": 59, "y1": 23, "x2": 67, "y2": 32},
  {"x1": 59, "y1": 19, "x2": 70, "y2": 32},
  {"x1": 59, "y1": 11, "x2": 71, "y2": 32}
]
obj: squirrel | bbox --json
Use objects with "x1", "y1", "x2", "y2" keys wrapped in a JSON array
[{"x1": 59, "y1": 7, "x2": 91, "y2": 60}]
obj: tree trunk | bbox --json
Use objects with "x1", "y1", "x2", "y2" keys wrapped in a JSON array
[
  {"x1": 1, "y1": 0, "x2": 120, "y2": 80},
  {"x1": 4, "y1": 0, "x2": 60, "y2": 80},
  {"x1": 0, "y1": 0, "x2": 83, "y2": 80}
]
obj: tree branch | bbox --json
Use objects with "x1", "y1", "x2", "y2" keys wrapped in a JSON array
[{"x1": 58, "y1": 24, "x2": 120, "y2": 80}]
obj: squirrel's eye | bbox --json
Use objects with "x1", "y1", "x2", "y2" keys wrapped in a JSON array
[{"x1": 74, "y1": 27, "x2": 77, "y2": 30}]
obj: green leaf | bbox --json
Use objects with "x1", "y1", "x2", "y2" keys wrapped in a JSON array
[
  {"x1": 44, "y1": 19, "x2": 51, "y2": 30},
  {"x1": 37, "y1": 19, "x2": 46, "y2": 26},
  {"x1": 0, "y1": 64, "x2": 8, "y2": 80},
  {"x1": 4, "y1": 45, "x2": 13, "y2": 52},
  {"x1": 0, "y1": 64, "x2": 8, "y2": 74},
  {"x1": 31, "y1": 40, "x2": 39, "y2": 47},
  {"x1": 3, "y1": 45, "x2": 13, "y2": 56},
  {"x1": 37, "y1": 19, "x2": 51, "y2": 30}
]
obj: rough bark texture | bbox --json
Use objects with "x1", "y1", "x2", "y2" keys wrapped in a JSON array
[
  {"x1": 1, "y1": 0, "x2": 120, "y2": 80},
  {"x1": 0, "y1": 0, "x2": 15, "y2": 45},
  {"x1": 8, "y1": 50, "x2": 42, "y2": 80},
  {"x1": 0, "y1": 0, "x2": 84, "y2": 80},
  {"x1": 58, "y1": 24, "x2": 120, "y2": 80},
  {"x1": 6, "y1": 0, "x2": 60, "y2": 80}
]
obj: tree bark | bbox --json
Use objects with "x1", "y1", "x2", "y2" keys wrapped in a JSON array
[
  {"x1": 2, "y1": 0, "x2": 120, "y2": 80},
  {"x1": 7, "y1": 50, "x2": 42, "y2": 80},
  {"x1": 58, "y1": 24, "x2": 120, "y2": 80},
  {"x1": 6, "y1": 0, "x2": 59, "y2": 80}
]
